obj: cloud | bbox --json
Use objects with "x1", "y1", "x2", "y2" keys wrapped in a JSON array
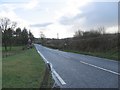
[
  {"x1": 54, "y1": 0, "x2": 90, "y2": 21},
  {"x1": 30, "y1": 22, "x2": 53, "y2": 27},
  {"x1": 0, "y1": 3, "x2": 30, "y2": 29},
  {"x1": 79, "y1": 2, "x2": 118, "y2": 28},
  {"x1": 24, "y1": 0, "x2": 39, "y2": 10},
  {"x1": 56, "y1": 0, "x2": 91, "y2": 26},
  {"x1": 44, "y1": 23, "x2": 73, "y2": 38},
  {"x1": 30, "y1": 22, "x2": 74, "y2": 38},
  {"x1": 59, "y1": 16, "x2": 74, "y2": 25},
  {"x1": 106, "y1": 26, "x2": 118, "y2": 33},
  {"x1": 0, "y1": 0, "x2": 40, "y2": 10},
  {"x1": 93, "y1": 0, "x2": 119, "y2": 2},
  {"x1": 59, "y1": 2, "x2": 117, "y2": 29}
]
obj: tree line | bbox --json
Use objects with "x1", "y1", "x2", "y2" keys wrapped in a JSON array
[
  {"x1": 0, "y1": 17, "x2": 34, "y2": 51},
  {"x1": 40, "y1": 27, "x2": 118, "y2": 53}
]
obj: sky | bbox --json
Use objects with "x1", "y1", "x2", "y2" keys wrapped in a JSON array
[{"x1": 0, "y1": 0, "x2": 119, "y2": 38}]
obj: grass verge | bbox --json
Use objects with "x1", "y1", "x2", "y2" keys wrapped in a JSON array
[
  {"x1": 3, "y1": 47, "x2": 46, "y2": 88},
  {"x1": 64, "y1": 49, "x2": 119, "y2": 61}
]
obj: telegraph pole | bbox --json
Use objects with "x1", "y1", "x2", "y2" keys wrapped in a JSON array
[{"x1": 57, "y1": 33, "x2": 59, "y2": 39}]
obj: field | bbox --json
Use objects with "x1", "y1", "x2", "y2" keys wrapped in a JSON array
[{"x1": 2, "y1": 47, "x2": 46, "y2": 88}]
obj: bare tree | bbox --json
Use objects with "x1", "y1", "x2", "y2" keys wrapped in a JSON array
[
  {"x1": 0, "y1": 18, "x2": 10, "y2": 31},
  {"x1": 10, "y1": 21, "x2": 17, "y2": 29},
  {"x1": 74, "y1": 29, "x2": 83, "y2": 38},
  {"x1": 40, "y1": 31, "x2": 46, "y2": 45},
  {"x1": 0, "y1": 17, "x2": 17, "y2": 51},
  {"x1": 97, "y1": 26, "x2": 106, "y2": 34}
]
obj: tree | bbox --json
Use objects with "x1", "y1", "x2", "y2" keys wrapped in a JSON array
[
  {"x1": 97, "y1": 27, "x2": 105, "y2": 35},
  {"x1": 74, "y1": 29, "x2": 83, "y2": 38},
  {"x1": 0, "y1": 18, "x2": 10, "y2": 51},
  {"x1": 40, "y1": 31, "x2": 45, "y2": 45},
  {"x1": 29, "y1": 30, "x2": 34, "y2": 43},
  {"x1": 15, "y1": 27, "x2": 22, "y2": 45},
  {"x1": 0, "y1": 17, "x2": 17, "y2": 51},
  {"x1": 21, "y1": 28, "x2": 28, "y2": 45},
  {"x1": 0, "y1": 26, "x2": 2, "y2": 47},
  {"x1": 83, "y1": 29, "x2": 101, "y2": 37},
  {"x1": 0, "y1": 18, "x2": 10, "y2": 32},
  {"x1": 7, "y1": 28, "x2": 13, "y2": 50}
]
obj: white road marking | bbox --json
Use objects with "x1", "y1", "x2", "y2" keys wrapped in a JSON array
[
  {"x1": 80, "y1": 61, "x2": 120, "y2": 75},
  {"x1": 36, "y1": 46, "x2": 66, "y2": 85},
  {"x1": 37, "y1": 51, "x2": 49, "y2": 63},
  {"x1": 52, "y1": 69, "x2": 66, "y2": 85}
]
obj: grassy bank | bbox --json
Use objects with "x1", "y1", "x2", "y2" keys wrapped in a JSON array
[
  {"x1": 64, "y1": 49, "x2": 119, "y2": 61},
  {"x1": 3, "y1": 47, "x2": 46, "y2": 88}
]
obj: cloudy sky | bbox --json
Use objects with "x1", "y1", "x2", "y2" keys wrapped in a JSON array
[{"x1": 0, "y1": 0, "x2": 118, "y2": 38}]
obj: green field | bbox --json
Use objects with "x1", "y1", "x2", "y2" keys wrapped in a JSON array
[{"x1": 2, "y1": 47, "x2": 46, "y2": 88}]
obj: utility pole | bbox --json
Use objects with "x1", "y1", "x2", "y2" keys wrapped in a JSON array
[{"x1": 57, "y1": 33, "x2": 59, "y2": 39}]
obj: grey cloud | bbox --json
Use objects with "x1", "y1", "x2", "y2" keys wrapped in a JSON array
[
  {"x1": 30, "y1": 22, "x2": 53, "y2": 27},
  {"x1": 59, "y1": 16, "x2": 75, "y2": 25},
  {"x1": 59, "y1": 2, "x2": 118, "y2": 28}
]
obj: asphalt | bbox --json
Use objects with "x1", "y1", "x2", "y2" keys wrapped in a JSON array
[{"x1": 35, "y1": 44, "x2": 119, "y2": 88}]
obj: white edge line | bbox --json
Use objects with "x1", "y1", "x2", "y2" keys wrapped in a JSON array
[
  {"x1": 37, "y1": 51, "x2": 49, "y2": 63},
  {"x1": 35, "y1": 46, "x2": 66, "y2": 85},
  {"x1": 80, "y1": 61, "x2": 120, "y2": 76},
  {"x1": 52, "y1": 69, "x2": 66, "y2": 85}
]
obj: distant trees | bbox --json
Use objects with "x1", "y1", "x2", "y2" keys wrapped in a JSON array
[
  {"x1": 71, "y1": 27, "x2": 117, "y2": 52},
  {"x1": 74, "y1": 27, "x2": 106, "y2": 38},
  {"x1": 40, "y1": 32, "x2": 46, "y2": 45},
  {"x1": 1, "y1": 17, "x2": 34, "y2": 51}
]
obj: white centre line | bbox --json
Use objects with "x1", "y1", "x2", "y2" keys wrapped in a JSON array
[{"x1": 80, "y1": 61, "x2": 120, "y2": 76}]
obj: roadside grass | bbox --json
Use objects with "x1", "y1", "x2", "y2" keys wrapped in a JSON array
[
  {"x1": 0, "y1": 46, "x2": 2, "y2": 51},
  {"x1": 2, "y1": 47, "x2": 46, "y2": 88},
  {"x1": 0, "y1": 47, "x2": 2, "y2": 89},
  {"x1": 0, "y1": 60, "x2": 1, "y2": 90},
  {"x1": 64, "y1": 49, "x2": 119, "y2": 61}
]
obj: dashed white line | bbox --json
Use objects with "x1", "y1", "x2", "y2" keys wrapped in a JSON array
[{"x1": 80, "y1": 61, "x2": 120, "y2": 76}]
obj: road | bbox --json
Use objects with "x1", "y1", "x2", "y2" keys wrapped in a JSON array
[{"x1": 35, "y1": 44, "x2": 119, "y2": 88}]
